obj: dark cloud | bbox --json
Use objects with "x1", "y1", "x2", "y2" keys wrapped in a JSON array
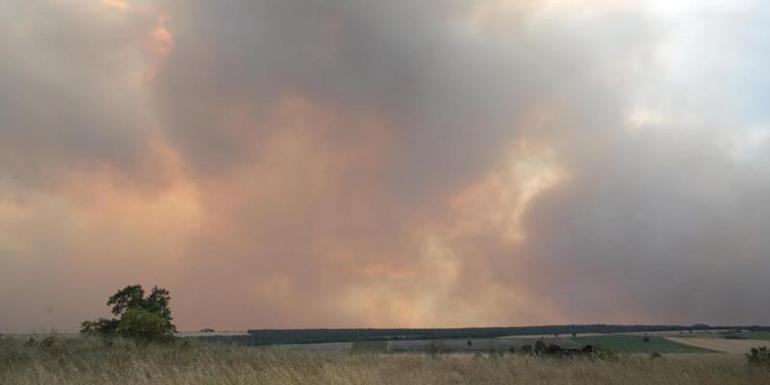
[{"x1": 154, "y1": 0, "x2": 544, "y2": 195}]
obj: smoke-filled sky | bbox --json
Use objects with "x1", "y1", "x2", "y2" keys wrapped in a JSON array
[{"x1": 1, "y1": 0, "x2": 769, "y2": 333}]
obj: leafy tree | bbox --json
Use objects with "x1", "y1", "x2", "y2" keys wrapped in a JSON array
[
  {"x1": 144, "y1": 287, "x2": 173, "y2": 323},
  {"x1": 116, "y1": 308, "x2": 174, "y2": 342},
  {"x1": 81, "y1": 284, "x2": 176, "y2": 342},
  {"x1": 107, "y1": 285, "x2": 145, "y2": 316}
]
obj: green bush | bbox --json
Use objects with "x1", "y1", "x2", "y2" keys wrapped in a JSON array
[
  {"x1": 116, "y1": 308, "x2": 174, "y2": 343},
  {"x1": 747, "y1": 346, "x2": 770, "y2": 366},
  {"x1": 591, "y1": 346, "x2": 621, "y2": 362},
  {"x1": 81, "y1": 318, "x2": 119, "y2": 337}
]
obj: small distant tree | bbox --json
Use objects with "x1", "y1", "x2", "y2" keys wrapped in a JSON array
[
  {"x1": 81, "y1": 284, "x2": 176, "y2": 343},
  {"x1": 643, "y1": 335, "x2": 651, "y2": 343}
]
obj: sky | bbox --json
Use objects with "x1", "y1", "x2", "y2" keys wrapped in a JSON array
[{"x1": 1, "y1": 0, "x2": 769, "y2": 333}]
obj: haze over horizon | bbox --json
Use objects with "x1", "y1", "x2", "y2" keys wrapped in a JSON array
[{"x1": 1, "y1": 0, "x2": 769, "y2": 333}]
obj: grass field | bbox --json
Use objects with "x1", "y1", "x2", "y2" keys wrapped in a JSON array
[
  {"x1": 721, "y1": 331, "x2": 770, "y2": 340},
  {"x1": 1, "y1": 336, "x2": 768, "y2": 385},
  {"x1": 666, "y1": 337, "x2": 770, "y2": 354},
  {"x1": 748, "y1": 332, "x2": 770, "y2": 340},
  {"x1": 572, "y1": 335, "x2": 717, "y2": 354}
]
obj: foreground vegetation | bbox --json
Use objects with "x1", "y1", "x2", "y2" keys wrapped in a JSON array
[{"x1": 1, "y1": 336, "x2": 767, "y2": 385}]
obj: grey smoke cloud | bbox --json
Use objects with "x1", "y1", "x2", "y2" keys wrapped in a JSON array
[
  {"x1": 0, "y1": 1, "x2": 158, "y2": 185},
  {"x1": 1, "y1": 0, "x2": 769, "y2": 332}
]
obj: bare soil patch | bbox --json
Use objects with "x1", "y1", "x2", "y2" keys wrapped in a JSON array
[{"x1": 666, "y1": 337, "x2": 768, "y2": 354}]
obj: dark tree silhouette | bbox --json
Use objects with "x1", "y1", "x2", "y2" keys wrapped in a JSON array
[
  {"x1": 81, "y1": 284, "x2": 176, "y2": 342},
  {"x1": 108, "y1": 285, "x2": 145, "y2": 316}
]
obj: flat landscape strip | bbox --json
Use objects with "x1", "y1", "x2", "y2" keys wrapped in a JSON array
[
  {"x1": 665, "y1": 337, "x2": 770, "y2": 354},
  {"x1": 571, "y1": 335, "x2": 717, "y2": 354}
]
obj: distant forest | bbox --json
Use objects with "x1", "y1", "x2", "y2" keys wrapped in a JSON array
[{"x1": 198, "y1": 324, "x2": 770, "y2": 345}]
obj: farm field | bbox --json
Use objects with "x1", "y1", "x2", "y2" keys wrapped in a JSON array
[
  {"x1": 271, "y1": 335, "x2": 717, "y2": 355},
  {"x1": 191, "y1": 326, "x2": 770, "y2": 358},
  {"x1": 666, "y1": 337, "x2": 770, "y2": 354},
  {"x1": 280, "y1": 334, "x2": 764, "y2": 356},
  {"x1": 719, "y1": 331, "x2": 770, "y2": 340},
  {"x1": 571, "y1": 335, "x2": 717, "y2": 354},
  {"x1": 198, "y1": 325, "x2": 769, "y2": 346},
  {"x1": 1, "y1": 337, "x2": 768, "y2": 385},
  {"x1": 274, "y1": 338, "x2": 579, "y2": 354}
]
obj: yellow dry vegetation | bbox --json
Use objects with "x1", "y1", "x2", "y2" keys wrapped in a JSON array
[{"x1": 1, "y1": 337, "x2": 768, "y2": 385}]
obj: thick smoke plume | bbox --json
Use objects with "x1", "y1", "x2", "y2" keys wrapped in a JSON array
[{"x1": 1, "y1": 0, "x2": 769, "y2": 331}]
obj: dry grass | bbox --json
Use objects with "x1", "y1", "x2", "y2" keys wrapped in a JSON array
[{"x1": 0, "y1": 336, "x2": 766, "y2": 385}]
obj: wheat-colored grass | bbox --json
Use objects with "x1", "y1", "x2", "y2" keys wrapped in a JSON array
[{"x1": 0, "y1": 336, "x2": 766, "y2": 385}]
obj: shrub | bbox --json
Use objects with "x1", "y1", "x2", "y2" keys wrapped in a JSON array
[
  {"x1": 591, "y1": 346, "x2": 620, "y2": 362},
  {"x1": 747, "y1": 346, "x2": 770, "y2": 366},
  {"x1": 116, "y1": 308, "x2": 174, "y2": 343},
  {"x1": 42, "y1": 336, "x2": 56, "y2": 348},
  {"x1": 81, "y1": 318, "x2": 119, "y2": 337},
  {"x1": 426, "y1": 341, "x2": 446, "y2": 356}
]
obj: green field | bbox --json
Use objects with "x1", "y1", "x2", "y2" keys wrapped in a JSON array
[
  {"x1": 573, "y1": 335, "x2": 717, "y2": 354},
  {"x1": 745, "y1": 332, "x2": 770, "y2": 340},
  {"x1": 719, "y1": 331, "x2": 770, "y2": 341}
]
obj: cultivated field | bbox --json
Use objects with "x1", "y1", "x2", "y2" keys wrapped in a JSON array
[
  {"x1": 571, "y1": 335, "x2": 716, "y2": 354},
  {"x1": 666, "y1": 337, "x2": 770, "y2": 354},
  {"x1": 1, "y1": 337, "x2": 768, "y2": 385}
]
